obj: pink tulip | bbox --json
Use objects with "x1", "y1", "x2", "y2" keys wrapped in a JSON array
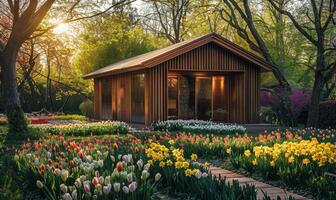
[{"x1": 92, "y1": 177, "x2": 99, "y2": 186}]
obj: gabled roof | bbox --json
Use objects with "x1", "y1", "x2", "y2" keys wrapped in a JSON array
[{"x1": 83, "y1": 33, "x2": 272, "y2": 79}]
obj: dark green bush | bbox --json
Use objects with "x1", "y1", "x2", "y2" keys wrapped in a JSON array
[
  {"x1": 319, "y1": 100, "x2": 336, "y2": 129},
  {"x1": 79, "y1": 100, "x2": 94, "y2": 118}
]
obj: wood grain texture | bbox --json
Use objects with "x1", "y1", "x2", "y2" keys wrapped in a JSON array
[{"x1": 94, "y1": 41, "x2": 261, "y2": 125}]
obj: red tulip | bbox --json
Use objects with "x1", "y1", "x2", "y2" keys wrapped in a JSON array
[
  {"x1": 113, "y1": 143, "x2": 118, "y2": 151},
  {"x1": 92, "y1": 177, "x2": 99, "y2": 185},
  {"x1": 116, "y1": 162, "x2": 123, "y2": 172},
  {"x1": 134, "y1": 147, "x2": 139, "y2": 154}
]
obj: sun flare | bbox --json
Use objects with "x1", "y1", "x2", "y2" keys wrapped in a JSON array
[{"x1": 53, "y1": 23, "x2": 70, "y2": 34}]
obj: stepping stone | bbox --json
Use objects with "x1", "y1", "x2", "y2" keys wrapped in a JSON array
[{"x1": 207, "y1": 165, "x2": 311, "y2": 200}]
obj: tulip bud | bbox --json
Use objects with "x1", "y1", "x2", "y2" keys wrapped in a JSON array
[
  {"x1": 137, "y1": 159, "x2": 143, "y2": 169},
  {"x1": 127, "y1": 173, "x2": 133, "y2": 182},
  {"x1": 84, "y1": 184, "x2": 90, "y2": 193},
  {"x1": 99, "y1": 176, "x2": 104, "y2": 184},
  {"x1": 98, "y1": 160, "x2": 104, "y2": 168},
  {"x1": 60, "y1": 184, "x2": 68, "y2": 193},
  {"x1": 128, "y1": 182, "x2": 137, "y2": 192},
  {"x1": 155, "y1": 173, "x2": 161, "y2": 181},
  {"x1": 92, "y1": 177, "x2": 99, "y2": 186},
  {"x1": 141, "y1": 170, "x2": 150, "y2": 180},
  {"x1": 113, "y1": 182, "x2": 120, "y2": 192},
  {"x1": 110, "y1": 155, "x2": 115, "y2": 163},
  {"x1": 36, "y1": 180, "x2": 43, "y2": 189},
  {"x1": 113, "y1": 143, "x2": 118, "y2": 151},
  {"x1": 122, "y1": 186, "x2": 129, "y2": 194},
  {"x1": 103, "y1": 184, "x2": 111, "y2": 195},
  {"x1": 55, "y1": 168, "x2": 61, "y2": 176},
  {"x1": 144, "y1": 163, "x2": 150, "y2": 171},
  {"x1": 61, "y1": 170, "x2": 69, "y2": 182},
  {"x1": 116, "y1": 162, "x2": 123, "y2": 172},
  {"x1": 71, "y1": 190, "x2": 77, "y2": 200},
  {"x1": 62, "y1": 193, "x2": 72, "y2": 200},
  {"x1": 195, "y1": 171, "x2": 202, "y2": 179},
  {"x1": 104, "y1": 176, "x2": 111, "y2": 185}
]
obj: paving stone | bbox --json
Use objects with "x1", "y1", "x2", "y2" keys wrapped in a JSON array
[{"x1": 208, "y1": 165, "x2": 311, "y2": 200}]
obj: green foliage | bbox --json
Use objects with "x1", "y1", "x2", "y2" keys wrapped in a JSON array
[
  {"x1": 29, "y1": 121, "x2": 130, "y2": 136},
  {"x1": 6, "y1": 105, "x2": 28, "y2": 138},
  {"x1": 152, "y1": 120, "x2": 246, "y2": 135},
  {"x1": 318, "y1": 100, "x2": 336, "y2": 129},
  {"x1": 79, "y1": 100, "x2": 94, "y2": 118},
  {"x1": 73, "y1": 14, "x2": 167, "y2": 75},
  {"x1": 0, "y1": 175, "x2": 23, "y2": 199},
  {"x1": 54, "y1": 114, "x2": 87, "y2": 121}
]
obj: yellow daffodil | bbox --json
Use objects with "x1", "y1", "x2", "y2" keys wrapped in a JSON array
[
  {"x1": 244, "y1": 150, "x2": 251, "y2": 158},
  {"x1": 302, "y1": 158, "x2": 310, "y2": 165},
  {"x1": 191, "y1": 154, "x2": 198, "y2": 161}
]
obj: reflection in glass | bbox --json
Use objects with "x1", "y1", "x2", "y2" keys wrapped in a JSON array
[
  {"x1": 179, "y1": 75, "x2": 195, "y2": 119},
  {"x1": 212, "y1": 76, "x2": 229, "y2": 121},
  {"x1": 168, "y1": 76, "x2": 178, "y2": 119},
  {"x1": 101, "y1": 79, "x2": 112, "y2": 119},
  {"x1": 196, "y1": 77, "x2": 212, "y2": 120},
  {"x1": 131, "y1": 73, "x2": 145, "y2": 123}
]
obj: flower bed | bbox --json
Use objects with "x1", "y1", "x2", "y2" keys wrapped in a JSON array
[
  {"x1": 29, "y1": 121, "x2": 129, "y2": 136},
  {"x1": 134, "y1": 129, "x2": 336, "y2": 199},
  {"x1": 152, "y1": 119, "x2": 246, "y2": 135},
  {"x1": 15, "y1": 134, "x2": 265, "y2": 200}
]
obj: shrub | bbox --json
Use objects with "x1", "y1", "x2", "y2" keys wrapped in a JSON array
[
  {"x1": 53, "y1": 114, "x2": 87, "y2": 121},
  {"x1": 79, "y1": 100, "x2": 94, "y2": 118},
  {"x1": 319, "y1": 100, "x2": 336, "y2": 128},
  {"x1": 260, "y1": 88, "x2": 311, "y2": 125},
  {"x1": 29, "y1": 121, "x2": 129, "y2": 136},
  {"x1": 152, "y1": 120, "x2": 246, "y2": 135}
]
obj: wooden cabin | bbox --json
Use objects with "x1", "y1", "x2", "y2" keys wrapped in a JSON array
[{"x1": 84, "y1": 33, "x2": 272, "y2": 125}]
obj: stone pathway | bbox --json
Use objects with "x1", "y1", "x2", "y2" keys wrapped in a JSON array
[{"x1": 208, "y1": 166, "x2": 311, "y2": 200}]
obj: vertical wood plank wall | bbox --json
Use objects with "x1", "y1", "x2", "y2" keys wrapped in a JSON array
[
  {"x1": 93, "y1": 79, "x2": 101, "y2": 119},
  {"x1": 163, "y1": 42, "x2": 260, "y2": 123},
  {"x1": 94, "y1": 42, "x2": 261, "y2": 124},
  {"x1": 145, "y1": 65, "x2": 168, "y2": 125}
]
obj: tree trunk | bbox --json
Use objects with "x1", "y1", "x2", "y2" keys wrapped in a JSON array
[
  {"x1": 307, "y1": 72, "x2": 324, "y2": 127},
  {"x1": 306, "y1": 20, "x2": 327, "y2": 127},
  {"x1": 0, "y1": 37, "x2": 28, "y2": 135},
  {"x1": 307, "y1": 42, "x2": 325, "y2": 127}
]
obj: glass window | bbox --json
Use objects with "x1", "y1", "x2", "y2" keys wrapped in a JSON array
[
  {"x1": 212, "y1": 76, "x2": 229, "y2": 121},
  {"x1": 131, "y1": 73, "x2": 145, "y2": 123},
  {"x1": 101, "y1": 79, "x2": 112, "y2": 119},
  {"x1": 168, "y1": 76, "x2": 178, "y2": 119},
  {"x1": 196, "y1": 77, "x2": 212, "y2": 120},
  {"x1": 179, "y1": 75, "x2": 195, "y2": 119}
]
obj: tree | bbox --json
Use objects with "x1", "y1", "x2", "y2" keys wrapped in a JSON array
[
  {"x1": 267, "y1": 0, "x2": 336, "y2": 127},
  {"x1": 0, "y1": 0, "x2": 131, "y2": 136},
  {"x1": 216, "y1": 0, "x2": 296, "y2": 125},
  {"x1": 73, "y1": 13, "x2": 167, "y2": 75},
  {"x1": 141, "y1": 0, "x2": 195, "y2": 43},
  {"x1": 218, "y1": 0, "x2": 291, "y2": 89}
]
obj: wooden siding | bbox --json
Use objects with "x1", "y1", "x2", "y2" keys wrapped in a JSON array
[
  {"x1": 145, "y1": 64, "x2": 168, "y2": 125},
  {"x1": 93, "y1": 79, "x2": 101, "y2": 119},
  {"x1": 94, "y1": 42, "x2": 261, "y2": 125},
  {"x1": 162, "y1": 42, "x2": 260, "y2": 123}
]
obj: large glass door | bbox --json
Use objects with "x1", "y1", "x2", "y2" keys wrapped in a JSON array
[
  {"x1": 195, "y1": 77, "x2": 212, "y2": 120},
  {"x1": 212, "y1": 76, "x2": 229, "y2": 121}
]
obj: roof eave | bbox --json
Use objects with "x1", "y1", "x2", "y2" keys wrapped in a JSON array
[{"x1": 82, "y1": 64, "x2": 144, "y2": 79}]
